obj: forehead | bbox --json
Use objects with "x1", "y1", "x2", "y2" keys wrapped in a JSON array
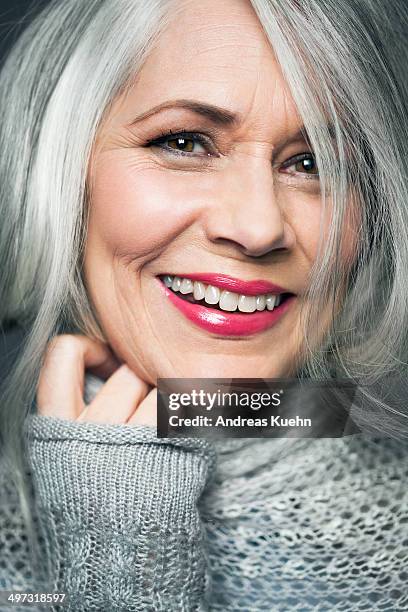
[{"x1": 117, "y1": 0, "x2": 300, "y2": 135}]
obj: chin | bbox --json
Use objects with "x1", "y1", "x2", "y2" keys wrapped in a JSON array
[{"x1": 155, "y1": 357, "x2": 290, "y2": 381}]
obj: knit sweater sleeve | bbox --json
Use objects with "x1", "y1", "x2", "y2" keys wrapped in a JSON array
[{"x1": 22, "y1": 413, "x2": 216, "y2": 612}]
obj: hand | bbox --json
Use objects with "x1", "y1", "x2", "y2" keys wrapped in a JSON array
[{"x1": 36, "y1": 334, "x2": 157, "y2": 427}]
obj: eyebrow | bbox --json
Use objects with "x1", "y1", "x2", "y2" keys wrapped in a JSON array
[
  {"x1": 128, "y1": 97, "x2": 335, "y2": 150},
  {"x1": 128, "y1": 98, "x2": 242, "y2": 127},
  {"x1": 274, "y1": 123, "x2": 335, "y2": 154},
  {"x1": 276, "y1": 127, "x2": 310, "y2": 149}
]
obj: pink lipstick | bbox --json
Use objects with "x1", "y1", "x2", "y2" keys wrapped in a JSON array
[{"x1": 158, "y1": 274, "x2": 295, "y2": 337}]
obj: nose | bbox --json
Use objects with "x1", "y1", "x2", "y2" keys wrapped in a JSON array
[{"x1": 202, "y1": 155, "x2": 295, "y2": 258}]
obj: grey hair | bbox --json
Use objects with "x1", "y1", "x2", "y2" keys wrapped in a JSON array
[
  {"x1": 0, "y1": 0, "x2": 177, "y2": 575},
  {"x1": 0, "y1": 0, "x2": 407, "y2": 575},
  {"x1": 249, "y1": 0, "x2": 408, "y2": 435}
]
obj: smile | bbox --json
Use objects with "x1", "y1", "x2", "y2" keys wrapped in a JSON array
[{"x1": 158, "y1": 273, "x2": 295, "y2": 336}]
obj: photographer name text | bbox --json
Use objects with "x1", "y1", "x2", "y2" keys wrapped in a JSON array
[{"x1": 168, "y1": 414, "x2": 312, "y2": 428}]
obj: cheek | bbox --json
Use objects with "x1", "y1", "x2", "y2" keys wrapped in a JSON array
[
  {"x1": 340, "y1": 196, "x2": 361, "y2": 268},
  {"x1": 287, "y1": 192, "x2": 360, "y2": 270},
  {"x1": 86, "y1": 151, "x2": 200, "y2": 259},
  {"x1": 285, "y1": 194, "x2": 323, "y2": 263}
]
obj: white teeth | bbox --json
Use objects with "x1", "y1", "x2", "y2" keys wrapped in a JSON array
[
  {"x1": 219, "y1": 290, "x2": 239, "y2": 312},
  {"x1": 238, "y1": 295, "x2": 257, "y2": 313},
  {"x1": 266, "y1": 294, "x2": 276, "y2": 310},
  {"x1": 256, "y1": 295, "x2": 266, "y2": 311},
  {"x1": 193, "y1": 281, "x2": 206, "y2": 301},
  {"x1": 205, "y1": 285, "x2": 220, "y2": 305},
  {"x1": 164, "y1": 275, "x2": 285, "y2": 312},
  {"x1": 171, "y1": 276, "x2": 181, "y2": 291},
  {"x1": 179, "y1": 278, "x2": 194, "y2": 294}
]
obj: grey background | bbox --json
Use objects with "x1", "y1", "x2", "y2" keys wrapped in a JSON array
[{"x1": 0, "y1": 0, "x2": 49, "y2": 68}]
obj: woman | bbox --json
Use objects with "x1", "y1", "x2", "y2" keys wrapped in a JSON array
[{"x1": 0, "y1": 0, "x2": 407, "y2": 609}]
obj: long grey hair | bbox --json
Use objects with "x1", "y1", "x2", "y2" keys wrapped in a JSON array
[{"x1": 0, "y1": 0, "x2": 407, "y2": 570}]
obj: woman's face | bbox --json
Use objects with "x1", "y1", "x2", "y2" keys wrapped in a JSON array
[{"x1": 84, "y1": 0, "x2": 350, "y2": 383}]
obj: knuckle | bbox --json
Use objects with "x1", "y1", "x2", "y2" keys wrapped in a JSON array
[{"x1": 46, "y1": 334, "x2": 84, "y2": 358}]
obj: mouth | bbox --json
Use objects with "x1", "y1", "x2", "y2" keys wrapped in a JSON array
[{"x1": 157, "y1": 273, "x2": 296, "y2": 337}]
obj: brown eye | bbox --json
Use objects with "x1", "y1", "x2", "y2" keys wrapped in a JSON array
[
  {"x1": 295, "y1": 156, "x2": 318, "y2": 174},
  {"x1": 280, "y1": 153, "x2": 319, "y2": 178},
  {"x1": 147, "y1": 130, "x2": 217, "y2": 158},
  {"x1": 167, "y1": 137, "x2": 195, "y2": 152}
]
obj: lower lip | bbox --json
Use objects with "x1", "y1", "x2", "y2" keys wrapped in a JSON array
[{"x1": 159, "y1": 280, "x2": 295, "y2": 336}]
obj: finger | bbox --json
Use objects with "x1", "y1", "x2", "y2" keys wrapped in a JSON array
[
  {"x1": 126, "y1": 387, "x2": 157, "y2": 428},
  {"x1": 37, "y1": 334, "x2": 119, "y2": 420},
  {"x1": 77, "y1": 364, "x2": 150, "y2": 424}
]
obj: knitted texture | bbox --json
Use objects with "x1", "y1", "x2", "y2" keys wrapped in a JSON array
[
  {"x1": 1, "y1": 416, "x2": 216, "y2": 612},
  {"x1": 199, "y1": 435, "x2": 408, "y2": 611},
  {"x1": 0, "y1": 375, "x2": 407, "y2": 611}
]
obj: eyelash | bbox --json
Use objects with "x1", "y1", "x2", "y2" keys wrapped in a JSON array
[
  {"x1": 146, "y1": 129, "x2": 215, "y2": 157},
  {"x1": 145, "y1": 129, "x2": 319, "y2": 177}
]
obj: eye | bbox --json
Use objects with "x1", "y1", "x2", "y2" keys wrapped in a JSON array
[
  {"x1": 165, "y1": 135, "x2": 205, "y2": 154},
  {"x1": 281, "y1": 153, "x2": 319, "y2": 177},
  {"x1": 146, "y1": 130, "x2": 215, "y2": 157}
]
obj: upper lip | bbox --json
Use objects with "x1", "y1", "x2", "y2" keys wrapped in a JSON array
[{"x1": 161, "y1": 273, "x2": 291, "y2": 296}]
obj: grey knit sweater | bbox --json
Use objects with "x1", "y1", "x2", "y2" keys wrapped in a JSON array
[{"x1": 0, "y1": 376, "x2": 407, "y2": 611}]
